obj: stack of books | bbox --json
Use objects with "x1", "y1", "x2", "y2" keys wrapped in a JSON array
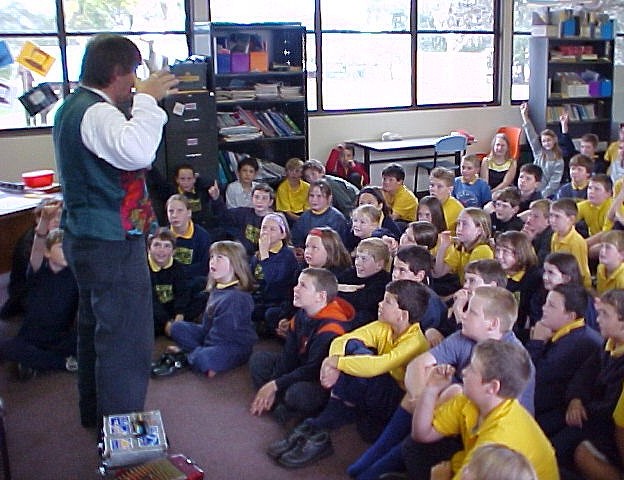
[
  {"x1": 280, "y1": 85, "x2": 302, "y2": 99},
  {"x1": 255, "y1": 83, "x2": 280, "y2": 99},
  {"x1": 219, "y1": 125, "x2": 262, "y2": 142}
]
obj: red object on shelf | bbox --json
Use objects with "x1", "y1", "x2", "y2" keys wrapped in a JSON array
[{"x1": 21, "y1": 169, "x2": 54, "y2": 188}]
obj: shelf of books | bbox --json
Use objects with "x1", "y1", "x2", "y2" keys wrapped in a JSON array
[
  {"x1": 201, "y1": 22, "x2": 307, "y2": 167},
  {"x1": 529, "y1": 10, "x2": 614, "y2": 142}
]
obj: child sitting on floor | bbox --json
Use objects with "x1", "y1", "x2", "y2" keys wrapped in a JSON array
[
  {"x1": 596, "y1": 230, "x2": 624, "y2": 294},
  {"x1": 453, "y1": 154, "x2": 491, "y2": 208},
  {"x1": 151, "y1": 241, "x2": 257, "y2": 378},
  {"x1": 429, "y1": 167, "x2": 464, "y2": 233},
  {"x1": 480, "y1": 132, "x2": 518, "y2": 193},
  {"x1": 405, "y1": 339, "x2": 557, "y2": 480},
  {"x1": 225, "y1": 156, "x2": 259, "y2": 209},
  {"x1": 147, "y1": 227, "x2": 206, "y2": 337},
  {"x1": 249, "y1": 268, "x2": 354, "y2": 423},
  {"x1": 250, "y1": 213, "x2": 299, "y2": 338},
  {"x1": 276, "y1": 157, "x2": 309, "y2": 224},
  {"x1": 0, "y1": 200, "x2": 78, "y2": 379},
  {"x1": 266, "y1": 280, "x2": 431, "y2": 469},
  {"x1": 337, "y1": 237, "x2": 392, "y2": 329}
]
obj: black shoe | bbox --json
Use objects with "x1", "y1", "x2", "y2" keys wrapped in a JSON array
[
  {"x1": 266, "y1": 422, "x2": 316, "y2": 460},
  {"x1": 151, "y1": 352, "x2": 188, "y2": 377},
  {"x1": 16, "y1": 363, "x2": 37, "y2": 381},
  {"x1": 278, "y1": 430, "x2": 333, "y2": 468}
]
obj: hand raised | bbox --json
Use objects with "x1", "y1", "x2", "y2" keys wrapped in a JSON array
[{"x1": 135, "y1": 70, "x2": 179, "y2": 101}]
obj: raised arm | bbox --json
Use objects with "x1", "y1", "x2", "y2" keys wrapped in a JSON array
[{"x1": 30, "y1": 200, "x2": 63, "y2": 272}]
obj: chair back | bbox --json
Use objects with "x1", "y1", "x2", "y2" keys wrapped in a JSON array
[
  {"x1": 435, "y1": 135, "x2": 468, "y2": 155},
  {"x1": 496, "y1": 125, "x2": 522, "y2": 160}
]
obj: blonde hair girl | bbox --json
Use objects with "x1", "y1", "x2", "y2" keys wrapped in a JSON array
[{"x1": 481, "y1": 133, "x2": 518, "y2": 193}]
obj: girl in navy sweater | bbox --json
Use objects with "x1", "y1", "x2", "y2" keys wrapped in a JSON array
[
  {"x1": 250, "y1": 213, "x2": 299, "y2": 337},
  {"x1": 153, "y1": 241, "x2": 257, "y2": 378}
]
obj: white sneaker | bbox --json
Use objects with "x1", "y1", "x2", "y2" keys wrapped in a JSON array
[{"x1": 65, "y1": 356, "x2": 78, "y2": 372}]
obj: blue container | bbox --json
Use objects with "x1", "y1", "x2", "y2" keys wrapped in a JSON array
[
  {"x1": 216, "y1": 53, "x2": 231, "y2": 74},
  {"x1": 600, "y1": 20, "x2": 614, "y2": 40},
  {"x1": 600, "y1": 79, "x2": 612, "y2": 97}
]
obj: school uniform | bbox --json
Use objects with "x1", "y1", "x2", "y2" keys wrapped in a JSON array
[
  {"x1": 442, "y1": 196, "x2": 464, "y2": 233},
  {"x1": 577, "y1": 198, "x2": 613, "y2": 237},
  {"x1": 596, "y1": 263, "x2": 624, "y2": 294},
  {"x1": 443, "y1": 243, "x2": 494, "y2": 285},
  {"x1": 291, "y1": 206, "x2": 349, "y2": 247},
  {"x1": 383, "y1": 185, "x2": 418, "y2": 222},
  {"x1": 551, "y1": 227, "x2": 591, "y2": 289},
  {"x1": 276, "y1": 179, "x2": 310, "y2": 215},
  {"x1": 526, "y1": 319, "x2": 603, "y2": 435}
]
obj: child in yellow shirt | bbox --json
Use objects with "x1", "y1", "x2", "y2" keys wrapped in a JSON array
[
  {"x1": 381, "y1": 164, "x2": 418, "y2": 223},
  {"x1": 429, "y1": 167, "x2": 464, "y2": 233},
  {"x1": 549, "y1": 198, "x2": 591, "y2": 289},
  {"x1": 276, "y1": 157, "x2": 310, "y2": 224},
  {"x1": 596, "y1": 230, "x2": 624, "y2": 294}
]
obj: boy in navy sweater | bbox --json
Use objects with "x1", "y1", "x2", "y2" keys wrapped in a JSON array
[
  {"x1": 0, "y1": 201, "x2": 78, "y2": 379},
  {"x1": 526, "y1": 283, "x2": 602, "y2": 436},
  {"x1": 249, "y1": 268, "x2": 354, "y2": 422}
]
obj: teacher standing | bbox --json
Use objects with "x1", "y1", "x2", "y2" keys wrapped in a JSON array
[{"x1": 54, "y1": 34, "x2": 178, "y2": 428}]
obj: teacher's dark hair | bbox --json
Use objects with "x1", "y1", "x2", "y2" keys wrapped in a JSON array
[{"x1": 80, "y1": 34, "x2": 141, "y2": 88}]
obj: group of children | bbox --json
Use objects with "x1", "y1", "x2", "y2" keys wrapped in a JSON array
[{"x1": 5, "y1": 111, "x2": 624, "y2": 479}]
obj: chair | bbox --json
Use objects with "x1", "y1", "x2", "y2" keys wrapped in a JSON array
[
  {"x1": 414, "y1": 134, "x2": 467, "y2": 194},
  {"x1": 496, "y1": 125, "x2": 522, "y2": 160}
]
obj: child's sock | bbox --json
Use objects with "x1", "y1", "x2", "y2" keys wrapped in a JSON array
[
  {"x1": 306, "y1": 396, "x2": 356, "y2": 431},
  {"x1": 347, "y1": 406, "x2": 411, "y2": 478}
]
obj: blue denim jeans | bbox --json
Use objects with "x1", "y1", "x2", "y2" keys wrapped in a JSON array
[{"x1": 64, "y1": 233, "x2": 153, "y2": 427}]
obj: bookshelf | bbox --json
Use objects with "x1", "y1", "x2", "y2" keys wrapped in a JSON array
[
  {"x1": 528, "y1": 36, "x2": 614, "y2": 142},
  {"x1": 198, "y1": 22, "x2": 308, "y2": 170}
]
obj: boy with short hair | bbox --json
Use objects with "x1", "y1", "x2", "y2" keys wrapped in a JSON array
[
  {"x1": 407, "y1": 339, "x2": 559, "y2": 480},
  {"x1": 527, "y1": 283, "x2": 602, "y2": 436},
  {"x1": 491, "y1": 186, "x2": 524, "y2": 234},
  {"x1": 166, "y1": 194, "x2": 211, "y2": 279},
  {"x1": 325, "y1": 143, "x2": 369, "y2": 187},
  {"x1": 346, "y1": 285, "x2": 533, "y2": 480},
  {"x1": 381, "y1": 163, "x2": 418, "y2": 223},
  {"x1": 173, "y1": 164, "x2": 217, "y2": 231},
  {"x1": 147, "y1": 227, "x2": 205, "y2": 337},
  {"x1": 549, "y1": 198, "x2": 591, "y2": 288},
  {"x1": 209, "y1": 182, "x2": 275, "y2": 255},
  {"x1": 268, "y1": 280, "x2": 430, "y2": 468},
  {"x1": 249, "y1": 268, "x2": 354, "y2": 421},
  {"x1": 556, "y1": 154, "x2": 594, "y2": 201},
  {"x1": 429, "y1": 167, "x2": 464, "y2": 232},
  {"x1": 302, "y1": 159, "x2": 359, "y2": 217},
  {"x1": 518, "y1": 163, "x2": 544, "y2": 214},
  {"x1": 392, "y1": 245, "x2": 454, "y2": 342},
  {"x1": 276, "y1": 157, "x2": 310, "y2": 223},
  {"x1": 225, "y1": 156, "x2": 259, "y2": 209},
  {"x1": 0, "y1": 200, "x2": 78, "y2": 379},
  {"x1": 576, "y1": 174, "x2": 614, "y2": 254},
  {"x1": 452, "y1": 154, "x2": 492, "y2": 208},
  {"x1": 522, "y1": 198, "x2": 554, "y2": 263},
  {"x1": 596, "y1": 230, "x2": 624, "y2": 293}
]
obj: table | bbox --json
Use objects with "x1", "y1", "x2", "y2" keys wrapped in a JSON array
[
  {"x1": 0, "y1": 194, "x2": 41, "y2": 273},
  {"x1": 350, "y1": 136, "x2": 446, "y2": 174}
]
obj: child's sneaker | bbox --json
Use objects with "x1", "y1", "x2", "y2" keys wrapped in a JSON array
[{"x1": 65, "y1": 356, "x2": 78, "y2": 372}]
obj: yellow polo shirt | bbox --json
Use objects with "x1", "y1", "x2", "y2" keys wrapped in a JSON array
[
  {"x1": 577, "y1": 198, "x2": 613, "y2": 236},
  {"x1": 276, "y1": 179, "x2": 309, "y2": 214},
  {"x1": 384, "y1": 184, "x2": 418, "y2": 222},
  {"x1": 596, "y1": 263, "x2": 624, "y2": 294},
  {"x1": 433, "y1": 396, "x2": 559, "y2": 480},
  {"x1": 443, "y1": 196, "x2": 465, "y2": 233},
  {"x1": 604, "y1": 140, "x2": 619, "y2": 164},
  {"x1": 614, "y1": 383, "x2": 624, "y2": 428},
  {"x1": 551, "y1": 227, "x2": 591, "y2": 288},
  {"x1": 330, "y1": 320, "x2": 429, "y2": 389},
  {"x1": 444, "y1": 243, "x2": 494, "y2": 284}
]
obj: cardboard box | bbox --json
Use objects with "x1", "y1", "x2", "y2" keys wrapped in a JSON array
[
  {"x1": 231, "y1": 53, "x2": 249, "y2": 73},
  {"x1": 249, "y1": 51, "x2": 268, "y2": 72}
]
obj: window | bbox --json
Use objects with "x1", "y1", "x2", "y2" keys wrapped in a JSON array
[
  {"x1": 0, "y1": 0, "x2": 188, "y2": 130},
  {"x1": 416, "y1": 0, "x2": 496, "y2": 106},
  {"x1": 511, "y1": 0, "x2": 531, "y2": 102},
  {"x1": 210, "y1": 0, "x2": 500, "y2": 113}
]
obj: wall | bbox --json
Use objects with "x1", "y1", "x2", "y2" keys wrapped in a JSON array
[{"x1": 0, "y1": 0, "x2": 622, "y2": 182}]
